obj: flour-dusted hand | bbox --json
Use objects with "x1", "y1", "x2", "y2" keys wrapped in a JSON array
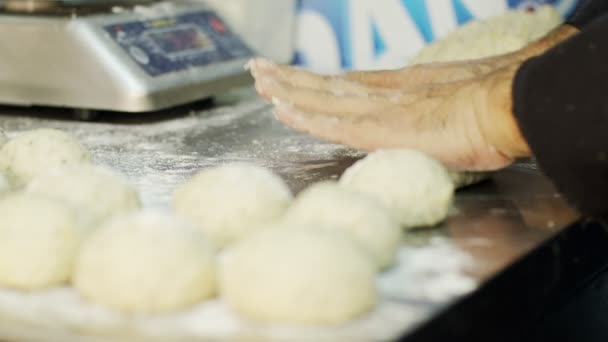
[
  {"x1": 251, "y1": 59, "x2": 528, "y2": 171},
  {"x1": 248, "y1": 25, "x2": 578, "y2": 171}
]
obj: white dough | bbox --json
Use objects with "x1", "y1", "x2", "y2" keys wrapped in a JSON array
[
  {"x1": 411, "y1": 8, "x2": 557, "y2": 189},
  {"x1": 0, "y1": 172, "x2": 10, "y2": 196},
  {"x1": 0, "y1": 128, "x2": 91, "y2": 187},
  {"x1": 0, "y1": 193, "x2": 83, "y2": 290},
  {"x1": 27, "y1": 164, "x2": 141, "y2": 227},
  {"x1": 173, "y1": 163, "x2": 292, "y2": 247},
  {"x1": 220, "y1": 227, "x2": 377, "y2": 324},
  {"x1": 411, "y1": 6, "x2": 561, "y2": 64},
  {"x1": 283, "y1": 182, "x2": 401, "y2": 269},
  {"x1": 340, "y1": 150, "x2": 454, "y2": 229},
  {"x1": 74, "y1": 211, "x2": 216, "y2": 314},
  {"x1": 0, "y1": 128, "x2": 7, "y2": 148},
  {"x1": 449, "y1": 171, "x2": 490, "y2": 189}
]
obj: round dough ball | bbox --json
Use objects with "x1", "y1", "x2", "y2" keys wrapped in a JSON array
[
  {"x1": 173, "y1": 163, "x2": 292, "y2": 248},
  {"x1": 449, "y1": 171, "x2": 490, "y2": 189},
  {"x1": 0, "y1": 129, "x2": 7, "y2": 148},
  {"x1": 283, "y1": 182, "x2": 401, "y2": 269},
  {"x1": 0, "y1": 193, "x2": 83, "y2": 290},
  {"x1": 340, "y1": 149, "x2": 454, "y2": 229},
  {"x1": 74, "y1": 211, "x2": 216, "y2": 314},
  {"x1": 220, "y1": 228, "x2": 377, "y2": 324},
  {"x1": 411, "y1": 6, "x2": 561, "y2": 64},
  {"x1": 0, "y1": 172, "x2": 10, "y2": 196},
  {"x1": 27, "y1": 164, "x2": 141, "y2": 227},
  {"x1": 0, "y1": 128, "x2": 91, "y2": 187}
]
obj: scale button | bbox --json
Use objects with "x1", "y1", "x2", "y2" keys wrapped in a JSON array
[{"x1": 129, "y1": 46, "x2": 150, "y2": 65}]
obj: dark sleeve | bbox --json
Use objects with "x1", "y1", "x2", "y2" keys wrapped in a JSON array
[
  {"x1": 566, "y1": 0, "x2": 608, "y2": 28},
  {"x1": 512, "y1": 14, "x2": 608, "y2": 218}
]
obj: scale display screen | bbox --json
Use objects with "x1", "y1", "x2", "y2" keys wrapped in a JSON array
[
  {"x1": 148, "y1": 27, "x2": 211, "y2": 54},
  {"x1": 105, "y1": 11, "x2": 253, "y2": 77}
]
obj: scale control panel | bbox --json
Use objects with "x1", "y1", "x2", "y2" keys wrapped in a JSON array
[{"x1": 105, "y1": 11, "x2": 253, "y2": 77}]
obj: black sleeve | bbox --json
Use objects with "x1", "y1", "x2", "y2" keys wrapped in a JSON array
[
  {"x1": 566, "y1": 0, "x2": 608, "y2": 28},
  {"x1": 512, "y1": 14, "x2": 608, "y2": 218}
]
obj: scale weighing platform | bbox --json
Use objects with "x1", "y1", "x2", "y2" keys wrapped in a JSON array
[{"x1": 0, "y1": 0, "x2": 254, "y2": 117}]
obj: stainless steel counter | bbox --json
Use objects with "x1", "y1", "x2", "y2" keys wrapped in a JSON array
[{"x1": 0, "y1": 89, "x2": 581, "y2": 341}]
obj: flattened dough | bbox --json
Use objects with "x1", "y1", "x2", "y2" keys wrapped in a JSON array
[{"x1": 411, "y1": 6, "x2": 562, "y2": 64}]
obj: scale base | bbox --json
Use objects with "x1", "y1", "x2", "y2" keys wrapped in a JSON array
[{"x1": 0, "y1": 1, "x2": 253, "y2": 113}]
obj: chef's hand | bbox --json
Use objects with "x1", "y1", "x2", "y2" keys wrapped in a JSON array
[{"x1": 248, "y1": 25, "x2": 577, "y2": 171}]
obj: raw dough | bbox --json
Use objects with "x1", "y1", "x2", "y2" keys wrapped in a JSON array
[
  {"x1": 0, "y1": 172, "x2": 10, "y2": 196},
  {"x1": 0, "y1": 128, "x2": 7, "y2": 148},
  {"x1": 411, "y1": 8, "x2": 557, "y2": 189},
  {"x1": 173, "y1": 163, "x2": 292, "y2": 248},
  {"x1": 0, "y1": 193, "x2": 83, "y2": 290},
  {"x1": 27, "y1": 164, "x2": 141, "y2": 228},
  {"x1": 219, "y1": 227, "x2": 377, "y2": 324},
  {"x1": 340, "y1": 150, "x2": 454, "y2": 229},
  {"x1": 283, "y1": 182, "x2": 401, "y2": 269},
  {"x1": 74, "y1": 211, "x2": 216, "y2": 314},
  {"x1": 449, "y1": 171, "x2": 490, "y2": 189},
  {"x1": 0, "y1": 128, "x2": 91, "y2": 187},
  {"x1": 411, "y1": 6, "x2": 562, "y2": 64}
]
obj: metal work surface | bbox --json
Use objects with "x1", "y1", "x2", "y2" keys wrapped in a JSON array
[{"x1": 0, "y1": 89, "x2": 580, "y2": 341}]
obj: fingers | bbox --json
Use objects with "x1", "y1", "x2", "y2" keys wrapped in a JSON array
[
  {"x1": 256, "y1": 78, "x2": 401, "y2": 117},
  {"x1": 273, "y1": 102, "x2": 386, "y2": 151},
  {"x1": 250, "y1": 58, "x2": 373, "y2": 95}
]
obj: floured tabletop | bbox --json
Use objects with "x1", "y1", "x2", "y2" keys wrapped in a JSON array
[{"x1": 0, "y1": 88, "x2": 579, "y2": 341}]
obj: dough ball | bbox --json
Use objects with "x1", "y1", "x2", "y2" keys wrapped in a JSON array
[
  {"x1": 411, "y1": 6, "x2": 561, "y2": 64},
  {"x1": 220, "y1": 228, "x2": 377, "y2": 324},
  {"x1": 283, "y1": 182, "x2": 401, "y2": 269},
  {"x1": 0, "y1": 129, "x2": 7, "y2": 148},
  {"x1": 0, "y1": 193, "x2": 83, "y2": 290},
  {"x1": 27, "y1": 164, "x2": 141, "y2": 227},
  {"x1": 340, "y1": 150, "x2": 454, "y2": 229},
  {"x1": 74, "y1": 211, "x2": 216, "y2": 314},
  {"x1": 173, "y1": 163, "x2": 292, "y2": 248},
  {"x1": 0, "y1": 172, "x2": 10, "y2": 196},
  {"x1": 0, "y1": 128, "x2": 91, "y2": 187},
  {"x1": 449, "y1": 171, "x2": 490, "y2": 189}
]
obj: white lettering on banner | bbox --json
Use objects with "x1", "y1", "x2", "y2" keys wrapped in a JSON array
[
  {"x1": 296, "y1": 10, "x2": 342, "y2": 73},
  {"x1": 461, "y1": 0, "x2": 508, "y2": 19},
  {"x1": 349, "y1": 0, "x2": 425, "y2": 70},
  {"x1": 427, "y1": 0, "x2": 458, "y2": 39}
]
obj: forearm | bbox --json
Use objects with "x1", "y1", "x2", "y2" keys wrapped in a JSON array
[{"x1": 512, "y1": 13, "x2": 608, "y2": 218}]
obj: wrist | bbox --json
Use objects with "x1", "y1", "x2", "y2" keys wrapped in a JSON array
[
  {"x1": 476, "y1": 65, "x2": 531, "y2": 159},
  {"x1": 515, "y1": 24, "x2": 580, "y2": 60}
]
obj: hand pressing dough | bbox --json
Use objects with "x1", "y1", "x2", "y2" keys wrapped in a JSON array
[
  {"x1": 173, "y1": 163, "x2": 292, "y2": 248},
  {"x1": 27, "y1": 164, "x2": 141, "y2": 228},
  {"x1": 283, "y1": 182, "x2": 401, "y2": 269},
  {"x1": 74, "y1": 211, "x2": 216, "y2": 314},
  {"x1": 220, "y1": 227, "x2": 377, "y2": 324},
  {"x1": 411, "y1": 8, "x2": 558, "y2": 188},
  {"x1": 0, "y1": 193, "x2": 83, "y2": 290},
  {"x1": 340, "y1": 150, "x2": 454, "y2": 229},
  {"x1": 0, "y1": 128, "x2": 91, "y2": 187},
  {"x1": 411, "y1": 5, "x2": 562, "y2": 64}
]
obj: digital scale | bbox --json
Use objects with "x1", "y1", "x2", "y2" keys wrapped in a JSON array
[{"x1": 0, "y1": 0, "x2": 254, "y2": 118}]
